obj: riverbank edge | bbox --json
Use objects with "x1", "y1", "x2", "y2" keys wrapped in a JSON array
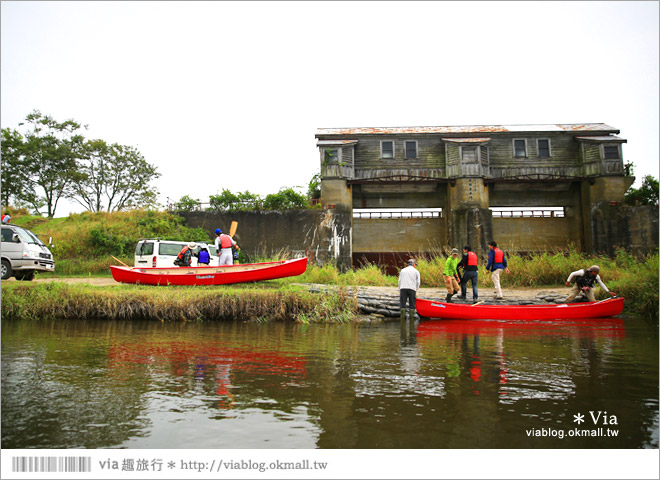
[{"x1": 1, "y1": 280, "x2": 646, "y2": 322}]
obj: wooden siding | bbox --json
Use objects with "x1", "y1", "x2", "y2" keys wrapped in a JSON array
[{"x1": 317, "y1": 131, "x2": 626, "y2": 181}]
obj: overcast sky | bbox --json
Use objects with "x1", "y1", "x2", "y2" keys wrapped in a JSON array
[{"x1": 2, "y1": 1, "x2": 658, "y2": 217}]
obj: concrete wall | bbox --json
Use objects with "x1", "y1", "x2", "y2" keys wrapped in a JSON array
[
  {"x1": 492, "y1": 216, "x2": 580, "y2": 252},
  {"x1": 353, "y1": 217, "x2": 446, "y2": 253},
  {"x1": 178, "y1": 209, "x2": 354, "y2": 268}
]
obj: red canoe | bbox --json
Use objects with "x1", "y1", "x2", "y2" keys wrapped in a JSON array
[
  {"x1": 110, "y1": 257, "x2": 307, "y2": 286},
  {"x1": 416, "y1": 297, "x2": 624, "y2": 320}
]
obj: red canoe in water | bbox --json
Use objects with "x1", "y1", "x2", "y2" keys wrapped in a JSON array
[
  {"x1": 110, "y1": 257, "x2": 307, "y2": 286},
  {"x1": 416, "y1": 297, "x2": 624, "y2": 320}
]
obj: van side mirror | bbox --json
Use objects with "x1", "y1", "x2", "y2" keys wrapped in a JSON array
[{"x1": 12, "y1": 234, "x2": 20, "y2": 243}]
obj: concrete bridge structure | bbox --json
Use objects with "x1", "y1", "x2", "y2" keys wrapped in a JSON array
[{"x1": 315, "y1": 123, "x2": 657, "y2": 270}]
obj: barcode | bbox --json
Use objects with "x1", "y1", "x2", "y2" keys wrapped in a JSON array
[{"x1": 12, "y1": 456, "x2": 92, "y2": 473}]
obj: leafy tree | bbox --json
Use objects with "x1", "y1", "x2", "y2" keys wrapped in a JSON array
[
  {"x1": 19, "y1": 110, "x2": 86, "y2": 217},
  {"x1": 263, "y1": 187, "x2": 308, "y2": 210},
  {"x1": 1, "y1": 128, "x2": 32, "y2": 209},
  {"x1": 307, "y1": 172, "x2": 321, "y2": 201},
  {"x1": 209, "y1": 189, "x2": 262, "y2": 211},
  {"x1": 625, "y1": 175, "x2": 659, "y2": 206},
  {"x1": 68, "y1": 140, "x2": 160, "y2": 212},
  {"x1": 174, "y1": 195, "x2": 202, "y2": 211}
]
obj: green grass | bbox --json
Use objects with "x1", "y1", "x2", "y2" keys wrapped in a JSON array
[{"x1": 1, "y1": 282, "x2": 359, "y2": 323}]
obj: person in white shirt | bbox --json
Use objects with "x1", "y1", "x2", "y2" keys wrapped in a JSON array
[
  {"x1": 564, "y1": 265, "x2": 616, "y2": 303},
  {"x1": 398, "y1": 259, "x2": 421, "y2": 313},
  {"x1": 214, "y1": 228, "x2": 238, "y2": 266}
]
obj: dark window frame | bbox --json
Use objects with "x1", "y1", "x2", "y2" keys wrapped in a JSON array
[{"x1": 404, "y1": 140, "x2": 418, "y2": 159}]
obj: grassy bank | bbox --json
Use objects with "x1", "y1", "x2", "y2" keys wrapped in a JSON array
[
  {"x1": 1, "y1": 282, "x2": 358, "y2": 323},
  {"x1": 6, "y1": 209, "x2": 657, "y2": 319}
]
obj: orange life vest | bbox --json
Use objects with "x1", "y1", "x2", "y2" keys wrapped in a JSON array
[
  {"x1": 220, "y1": 234, "x2": 233, "y2": 249},
  {"x1": 467, "y1": 251, "x2": 478, "y2": 266},
  {"x1": 493, "y1": 247, "x2": 504, "y2": 264},
  {"x1": 176, "y1": 245, "x2": 190, "y2": 260}
]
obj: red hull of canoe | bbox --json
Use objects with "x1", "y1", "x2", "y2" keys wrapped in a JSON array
[
  {"x1": 416, "y1": 297, "x2": 624, "y2": 320},
  {"x1": 110, "y1": 257, "x2": 307, "y2": 286}
]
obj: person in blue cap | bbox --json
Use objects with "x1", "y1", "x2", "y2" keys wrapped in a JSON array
[{"x1": 214, "y1": 228, "x2": 238, "y2": 266}]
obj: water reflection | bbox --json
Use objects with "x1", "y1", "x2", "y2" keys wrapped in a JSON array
[{"x1": 1, "y1": 315, "x2": 657, "y2": 449}]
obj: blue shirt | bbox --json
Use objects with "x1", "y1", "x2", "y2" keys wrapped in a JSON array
[{"x1": 486, "y1": 248, "x2": 507, "y2": 271}]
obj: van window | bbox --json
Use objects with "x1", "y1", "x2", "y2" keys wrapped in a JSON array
[
  {"x1": 1, "y1": 227, "x2": 13, "y2": 242},
  {"x1": 7, "y1": 226, "x2": 42, "y2": 245},
  {"x1": 159, "y1": 242, "x2": 185, "y2": 256},
  {"x1": 136, "y1": 242, "x2": 154, "y2": 256}
]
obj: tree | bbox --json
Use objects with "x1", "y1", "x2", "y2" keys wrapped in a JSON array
[
  {"x1": 625, "y1": 175, "x2": 659, "y2": 206},
  {"x1": 68, "y1": 140, "x2": 160, "y2": 212},
  {"x1": 263, "y1": 187, "x2": 308, "y2": 210},
  {"x1": 1, "y1": 128, "x2": 32, "y2": 209},
  {"x1": 174, "y1": 195, "x2": 202, "y2": 211},
  {"x1": 307, "y1": 172, "x2": 321, "y2": 201},
  {"x1": 209, "y1": 189, "x2": 262, "y2": 211},
  {"x1": 17, "y1": 110, "x2": 85, "y2": 217}
]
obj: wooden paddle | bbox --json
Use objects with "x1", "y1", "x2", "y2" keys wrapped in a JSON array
[
  {"x1": 229, "y1": 221, "x2": 238, "y2": 237},
  {"x1": 111, "y1": 255, "x2": 129, "y2": 267},
  {"x1": 471, "y1": 300, "x2": 485, "y2": 306}
]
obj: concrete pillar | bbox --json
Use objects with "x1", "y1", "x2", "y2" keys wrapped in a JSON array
[
  {"x1": 317, "y1": 178, "x2": 353, "y2": 271},
  {"x1": 581, "y1": 176, "x2": 636, "y2": 254},
  {"x1": 447, "y1": 178, "x2": 493, "y2": 256}
]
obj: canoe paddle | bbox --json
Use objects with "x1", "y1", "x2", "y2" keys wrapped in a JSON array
[
  {"x1": 229, "y1": 221, "x2": 238, "y2": 237},
  {"x1": 111, "y1": 255, "x2": 130, "y2": 267}
]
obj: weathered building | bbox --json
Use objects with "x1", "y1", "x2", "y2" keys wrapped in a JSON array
[{"x1": 315, "y1": 123, "x2": 655, "y2": 270}]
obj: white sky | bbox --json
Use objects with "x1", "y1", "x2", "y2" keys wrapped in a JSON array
[{"x1": 2, "y1": 1, "x2": 658, "y2": 217}]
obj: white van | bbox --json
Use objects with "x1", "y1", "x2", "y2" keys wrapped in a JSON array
[
  {"x1": 134, "y1": 239, "x2": 217, "y2": 268},
  {"x1": 1, "y1": 223, "x2": 55, "y2": 281}
]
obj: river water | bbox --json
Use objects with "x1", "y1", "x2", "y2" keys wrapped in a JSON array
[{"x1": 1, "y1": 314, "x2": 658, "y2": 449}]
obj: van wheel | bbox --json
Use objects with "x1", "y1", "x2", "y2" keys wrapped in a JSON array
[
  {"x1": 15, "y1": 270, "x2": 35, "y2": 281},
  {"x1": 1, "y1": 260, "x2": 12, "y2": 280}
]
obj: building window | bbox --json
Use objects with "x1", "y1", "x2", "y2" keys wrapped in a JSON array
[
  {"x1": 537, "y1": 139, "x2": 551, "y2": 157},
  {"x1": 324, "y1": 149, "x2": 339, "y2": 163},
  {"x1": 513, "y1": 139, "x2": 527, "y2": 158},
  {"x1": 381, "y1": 141, "x2": 394, "y2": 159},
  {"x1": 405, "y1": 140, "x2": 417, "y2": 159},
  {"x1": 603, "y1": 144, "x2": 620, "y2": 159},
  {"x1": 461, "y1": 146, "x2": 478, "y2": 162}
]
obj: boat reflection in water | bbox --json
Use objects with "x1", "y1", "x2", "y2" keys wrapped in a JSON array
[
  {"x1": 413, "y1": 317, "x2": 626, "y2": 398},
  {"x1": 108, "y1": 342, "x2": 307, "y2": 410}
]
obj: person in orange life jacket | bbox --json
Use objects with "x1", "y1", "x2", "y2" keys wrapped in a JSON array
[
  {"x1": 486, "y1": 241, "x2": 510, "y2": 300},
  {"x1": 174, "y1": 242, "x2": 197, "y2": 267},
  {"x1": 214, "y1": 228, "x2": 238, "y2": 266},
  {"x1": 564, "y1": 265, "x2": 616, "y2": 303},
  {"x1": 197, "y1": 244, "x2": 211, "y2": 266},
  {"x1": 456, "y1": 245, "x2": 478, "y2": 302}
]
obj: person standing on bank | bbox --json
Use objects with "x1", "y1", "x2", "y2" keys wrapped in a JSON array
[
  {"x1": 456, "y1": 245, "x2": 479, "y2": 302},
  {"x1": 398, "y1": 259, "x2": 421, "y2": 314},
  {"x1": 214, "y1": 228, "x2": 239, "y2": 266},
  {"x1": 486, "y1": 241, "x2": 510, "y2": 300},
  {"x1": 443, "y1": 248, "x2": 461, "y2": 303},
  {"x1": 564, "y1": 265, "x2": 616, "y2": 303}
]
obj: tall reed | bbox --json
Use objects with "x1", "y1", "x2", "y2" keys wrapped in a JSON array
[{"x1": 1, "y1": 283, "x2": 358, "y2": 323}]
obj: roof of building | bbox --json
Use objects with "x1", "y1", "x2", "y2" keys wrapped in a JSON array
[
  {"x1": 316, "y1": 123, "x2": 618, "y2": 136},
  {"x1": 575, "y1": 135, "x2": 627, "y2": 142}
]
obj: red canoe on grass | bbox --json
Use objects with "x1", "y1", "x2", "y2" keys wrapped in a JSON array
[
  {"x1": 416, "y1": 297, "x2": 624, "y2": 320},
  {"x1": 110, "y1": 257, "x2": 307, "y2": 286}
]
